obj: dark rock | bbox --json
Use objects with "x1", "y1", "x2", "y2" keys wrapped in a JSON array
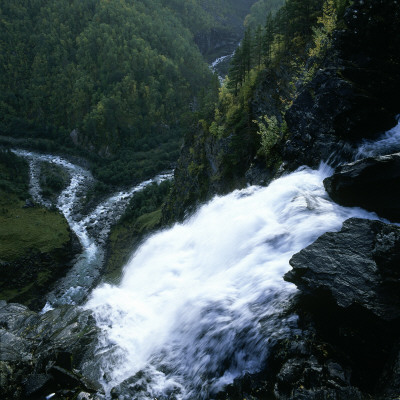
[
  {"x1": 285, "y1": 218, "x2": 400, "y2": 321},
  {"x1": 324, "y1": 153, "x2": 400, "y2": 222},
  {"x1": 162, "y1": 123, "x2": 255, "y2": 223},
  {"x1": 0, "y1": 302, "x2": 101, "y2": 399},
  {"x1": 283, "y1": 0, "x2": 400, "y2": 171},
  {"x1": 282, "y1": 218, "x2": 400, "y2": 396},
  {"x1": 24, "y1": 373, "x2": 54, "y2": 396},
  {"x1": 283, "y1": 67, "x2": 360, "y2": 169},
  {"x1": 48, "y1": 365, "x2": 81, "y2": 388}
]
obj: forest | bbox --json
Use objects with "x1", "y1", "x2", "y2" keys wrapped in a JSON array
[{"x1": 0, "y1": 0, "x2": 257, "y2": 186}]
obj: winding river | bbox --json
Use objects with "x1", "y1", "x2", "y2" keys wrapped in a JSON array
[{"x1": 12, "y1": 149, "x2": 172, "y2": 308}]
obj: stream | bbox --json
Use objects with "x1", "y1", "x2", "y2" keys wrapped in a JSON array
[{"x1": 12, "y1": 149, "x2": 173, "y2": 308}]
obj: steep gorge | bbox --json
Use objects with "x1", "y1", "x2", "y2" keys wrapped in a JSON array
[{"x1": 1, "y1": 1, "x2": 400, "y2": 399}]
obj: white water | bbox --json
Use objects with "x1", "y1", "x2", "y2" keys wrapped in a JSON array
[
  {"x1": 86, "y1": 164, "x2": 377, "y2": 399},
  {"x1": 210, "y1": 46, "x2": 238, "y2": 83},
  {"x1": 12, "y1": 149, "x2": 172, "y2": 307},
  {"x1": 356, "y1": 116, "x2": 400, "y2": 158}
]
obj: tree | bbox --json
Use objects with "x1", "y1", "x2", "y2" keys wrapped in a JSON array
[{"x1": 263, "y1": 11, "x2": 274, "y2": 62}]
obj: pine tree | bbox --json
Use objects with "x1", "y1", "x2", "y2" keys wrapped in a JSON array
[
  {"x1": 263, "y1": 11, "x2": 274, "y2": 63},
  {"x1": 254, "y1": 25, "x2": 263, "y2": 67}
]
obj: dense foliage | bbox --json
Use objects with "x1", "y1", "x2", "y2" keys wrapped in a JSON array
[
  {"x1": 210, "y1": 0, "x2": 350, "y2": 161},
  {"x1": 244, "y1": 0, "x2": 285, "y2": 31},
  {"x1": 1, "y1": 0, "x2": 247, "y2": 185}
]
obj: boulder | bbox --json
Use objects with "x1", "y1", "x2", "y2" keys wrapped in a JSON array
[
  {"x1": 323, "y1": 153, "x2": 400, "y2": 222},
  {"x1": 285, "y1": 218, "x2": 400, "y2": 321},
  {"x1": 0, "y1": 301, "x2": 101, "y2": 399},
  {"x1": 283, "y1": 218, "x2": 400, "y2": 397}
]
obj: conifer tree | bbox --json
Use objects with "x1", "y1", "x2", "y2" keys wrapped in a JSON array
[
  {"x1": 263, "y1": 11, "x2": 274, "y2": 63},
  {"x1": 254, "y1": 25, "x2": 263, "y2": 67}
]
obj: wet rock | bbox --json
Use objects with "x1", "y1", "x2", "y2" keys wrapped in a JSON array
[
  {"x1": 24, "y1": 373, "x2": 54, "y2": 397},
  {"x1": 110, "y1": 368, "x2": 182, "y2": 400},
  {"x1": 324, "y1": 153, "x2": 400, "y2": 222},
  {"x1": 286, "y1": 218, "x2": 400, "y2": 321},
  {"x1": 283, "y1": 218, "x2": 400, "y2": 396},
  {"x1": 0, "y1": 302, "x2": 101, "y2": 399}
]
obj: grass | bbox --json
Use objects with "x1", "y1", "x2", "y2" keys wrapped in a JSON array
[{"x1": 0, "y1": 192, "x2": 70, "y2": 261}]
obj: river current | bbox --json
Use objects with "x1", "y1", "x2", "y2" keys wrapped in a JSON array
[
  {"x1": 85, "y1": 164, "x2": 376, "y2": 398},
  {"x1": 12, "y1": 118, "x2": 400, "y2": 399}
]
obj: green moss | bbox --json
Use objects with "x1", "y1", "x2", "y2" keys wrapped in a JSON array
[{"x1": 135, "y1": 209, "x2": 162, "y2": 233}]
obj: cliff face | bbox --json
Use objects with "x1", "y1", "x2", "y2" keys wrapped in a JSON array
[
  {"x1": 162, "y1": 3, "x2": 400, "y2": 397},
  {"x1": 283, "y1": 0, "x2": 400, "y2": 170},
  {"x1": 163, "y1": 0, "x2": 400, "y2": 223}
]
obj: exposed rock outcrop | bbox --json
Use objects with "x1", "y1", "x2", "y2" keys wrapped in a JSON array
[
  {"x1": 324, "y1": 153, "x2": 400, "y2": 222},
  {"x1": 284, "y1": 218, "x2": 400, "y2": 398},
  {"x1": 283, "y1": 0, "x2": 400, "y2": 170},
  {"x1": 0, "y1": 301, "x2": 101, "y2": 399},
  {"x1": 286, "y1": 218, "x2": 400, "y2": 321}
]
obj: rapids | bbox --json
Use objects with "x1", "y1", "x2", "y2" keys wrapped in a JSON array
[
  {"x1": 356, "y1": 116, "x2": 400, "y2": 158},
  {"x1": 12, "y1": 149, "x2": 172, "y2": 307},
  {"x1": 85, "y1": 164, "x2": 377, "y2": 399}
]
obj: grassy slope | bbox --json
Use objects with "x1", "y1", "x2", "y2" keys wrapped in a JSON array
[
  {"x1": 0, "y1": 151, "x2": 74, "y2": 309},
  {"x1": 0, "y1": 195, "x2": 70, "y2": 261}
]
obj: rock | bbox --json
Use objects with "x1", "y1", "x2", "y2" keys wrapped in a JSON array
[
  {"x1": 283, "y1": 0, "x2": 400, "y2": 171},
  {"x1": 48, "y1": 365, "x2": 81, "y2": 388},
  {"x1": 283, "y1": 67, "x2": 359, "y2": 169},
  {"x1": 283, "y1": 218, "x2": 400, "y2": 397},
  {"x1": 0, "y1": 302, "x2": 101, "y2": 399},
  {"x1": 285, "y1": 218, "x2": 400, "y2": 321},
  {"x1": 24, "y1": 373, "x2": 54, "y2": 396},
  {"x1": 324, "y1": 153, "x2": 400, "y2": 222},
  {"x1": 70, "y1": 129, "x2": 80, "y2": 146},
  {"x1": 23, "y1": 199, "x2": 35, "y2": 208}
]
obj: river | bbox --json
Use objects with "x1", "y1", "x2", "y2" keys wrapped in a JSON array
[
  {"x1": 12, "y1": 149, "x2": 172, "y2": 308},
  {"x1": 12, "y1": 115, "x2": 400, "y2": 400}
]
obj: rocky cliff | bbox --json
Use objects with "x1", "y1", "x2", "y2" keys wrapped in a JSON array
[
  {"x1": 162, "y1": 1, "x2": 400, "y2": 398},
  {"x1": 163, "y1": 0, "x2": 400, "y2": 223},
  {"x1": 0, "y1": 302, "x2": 101, "y2": 400}
]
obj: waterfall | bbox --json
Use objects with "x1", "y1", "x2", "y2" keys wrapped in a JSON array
[
  {"x1": 356, "y1": 116, "x2": 400, "y2": 158},
  {"x1": 85, "y1": 164, "x2": 378, "y2": 399}
]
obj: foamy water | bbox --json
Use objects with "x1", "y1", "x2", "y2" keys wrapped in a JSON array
[
  {"x1": 86, "y1": 164, "x2": 377, "y2": 398},
  {"x1": 356, "y1": 117, "x2": 400, "y2": 158}
]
